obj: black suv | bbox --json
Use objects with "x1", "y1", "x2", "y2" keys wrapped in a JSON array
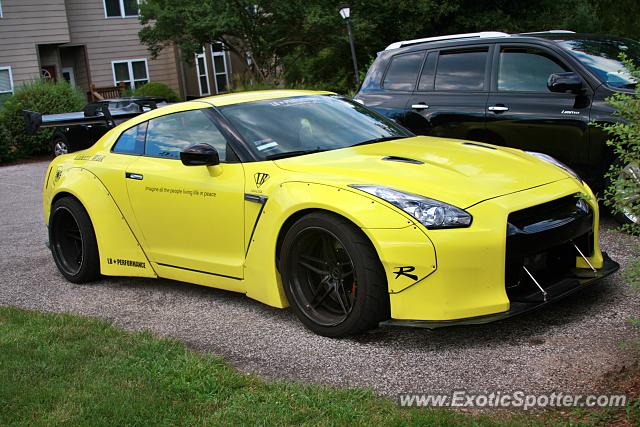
[{"x1": 356, "y1": 31, "x2": 638, "y2": 215}]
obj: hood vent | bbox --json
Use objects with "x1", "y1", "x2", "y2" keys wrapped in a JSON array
[
  {"x1": 382, "y1": 156, "x2": 424, "y2": 165},
  {"x1": 463, "y1": 142, "x2": 496, "y2": 150}
]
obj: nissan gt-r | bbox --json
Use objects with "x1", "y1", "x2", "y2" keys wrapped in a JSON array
[{"x1": 42, "y1": 90, "x2": 619, "y2": 337}]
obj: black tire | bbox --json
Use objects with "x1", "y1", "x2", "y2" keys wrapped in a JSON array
[
  {"x1": 49, "y1": 197, "x2": 100, "y2": 283},
  {"x1": 280, "y1": 212, "x2": 389, "y2": 337},
  {"x1": 52, "y1": 136, "x2": 71, "y2": 157}
]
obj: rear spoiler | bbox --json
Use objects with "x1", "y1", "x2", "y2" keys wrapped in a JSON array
[{"x1": 23, "y1": 99, "x2": 159, "y2": 134}]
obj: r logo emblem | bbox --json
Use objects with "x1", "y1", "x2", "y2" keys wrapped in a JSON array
[
  {"x1": 254, "y1": 172, "x2": 269, "y2": 188},
  {"x1": 394, "y1": 266, "x2": 418, "y2": 281}
]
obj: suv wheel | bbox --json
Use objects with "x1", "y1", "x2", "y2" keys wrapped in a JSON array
[{"x1": 613, "y1": 162, "x2": 640, "y2": 225}]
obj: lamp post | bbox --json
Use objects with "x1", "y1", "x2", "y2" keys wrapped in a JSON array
[{"x1": 339, "y1": 5, "x2": 360, "y2": 87}]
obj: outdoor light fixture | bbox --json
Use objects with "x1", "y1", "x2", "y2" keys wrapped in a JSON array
[
  {"x1": 338, "y1": 4, "x2": 360, "y2": 87},
  {"x1": 338, "y1": 6, "x2": 350, "y2": 19}
]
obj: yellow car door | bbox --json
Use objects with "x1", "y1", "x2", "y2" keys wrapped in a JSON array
[{"x1": 125, "y1": 107, "x2": 246, "y2": 279}]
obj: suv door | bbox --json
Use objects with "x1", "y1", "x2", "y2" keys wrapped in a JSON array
[
  {"x1": 124, "y1": 107, "x2": 246, "y2": 279},
  {"x1": 375, "y1": 51, "x2": 426, "y2": 122},
  {"x1": 485, "y1": 44, "x2": 592, "y2": 173},
  {"x1": 404, "y1": 46, "x2": 491, "y2": 140}
]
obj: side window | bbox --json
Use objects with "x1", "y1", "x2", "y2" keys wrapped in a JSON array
[
  {"x1": 434, "y1": 49, "x2": 488, "y2": 91},
  {"x1": 417, "y1": 52, "x2": 438, "y2": 91},
  {"x1": 383, "y1": 52, "x2": 425, "y2": 91},
  {"x1": 145, "y1": 109, "x2": 228, "y2": 160},
  {"x1": 498, "y1": 47, "x2": 568, "y2": 92},
  {"x1": 112, "y1": 122, "x2": 147, "y2": 155}
]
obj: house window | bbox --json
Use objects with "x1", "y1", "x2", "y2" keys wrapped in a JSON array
[
  {"x1": 211, "y1": 43, "x2": 230, "y2": 93},
  {"x1": 195, "y1": 51, "x2": 210, "y2": 96},
  {"x1": 104, "y1": 0, "x2": 139, "y2": 18},
  {"x1": 0, "y1": 67, "x2": 14, "y2": 94},
  {"x1": 112, "y1": 59, "x2": 148, "y2": 90}
]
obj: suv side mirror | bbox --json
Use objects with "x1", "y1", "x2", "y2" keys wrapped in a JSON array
[
  {"x1": 548, "y1": 72, "x2": 584, "y2": 93},
  {"x1": 180, "y1": 143, "x2": 220, "y2": 166}
]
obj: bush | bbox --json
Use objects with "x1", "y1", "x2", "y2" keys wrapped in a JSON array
[
  {"x1": 601, "y1": 56, "x2": 640, "y2": 235},
  {"x1": 132, "y1": 82, "x2": 180, "y2": 102},
  {"x1": 0, "y1": 79, "x2": 85, "y2": 162}
]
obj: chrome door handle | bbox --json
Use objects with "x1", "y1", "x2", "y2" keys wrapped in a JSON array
[
  {"x1": 125, "y1": 172, "x2": 143, "y2": 180},
  {"x1": 411, "y1": 104, "x2": 429, "y2": 110},
  {"x1": 488, "y1": 105, "x2": 509, "y2": 112}
]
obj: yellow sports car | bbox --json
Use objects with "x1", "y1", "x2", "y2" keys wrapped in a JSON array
[{"x1": 42, "y1": 90, "x2": 619, "y2": 337}]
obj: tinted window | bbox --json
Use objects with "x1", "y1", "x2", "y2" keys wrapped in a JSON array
[
  {"x1": 417, "y1": 52, "x2": 438, "y2": 91},
  {"x1": 383, "y1": 52, "x2": 425, "y2": 91},
  {"x1": 498, "y1": 48, "x2": 567, "y2": 92},
  {"x1": 435, "y1": 49, "x2": 488, "y2": 91},
  {"x1": 145, "y1": 109, "x2": 229, "y2": 160},
  {"x1": 220, "y1": 96, "x2": 410, "y2": 160},
  {"x1": 112, "y1": 122, "x2": 147, "y2": 155},
  {"x1": 557, "y1": 38, "x2": 640, "y2": 88}
]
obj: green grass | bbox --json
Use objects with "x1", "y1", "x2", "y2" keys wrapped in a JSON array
[{"x1": 0, "y1": 306, "x2": 633, "y2": 426}]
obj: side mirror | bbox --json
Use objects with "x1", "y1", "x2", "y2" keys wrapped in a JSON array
[
  {"x1": 548, "y1": 72, "x2": 584, "y2": 93},
  {"x1": 180, "y1": 143, "x2": 220, "y2": 166}
]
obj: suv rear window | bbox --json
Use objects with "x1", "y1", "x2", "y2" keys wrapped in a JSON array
[
  {"x1": 383, "y1": 52, "x2": 425, "y2": 91},
  {"x1": 435, "y1": 49, "x2": 488, "y2": 91}
]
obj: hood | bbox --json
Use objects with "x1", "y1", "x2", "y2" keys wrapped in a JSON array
[{"x1": 274, "y1": 136, "x2": 568, "y2": 208}]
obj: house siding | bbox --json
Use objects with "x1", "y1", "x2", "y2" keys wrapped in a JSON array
[
  {"x1": 0, "y1": 0, "x2": 70, "y2": 87},
  {"x1": 64, "y1": 0, "x2": 180, "y2": 94}
]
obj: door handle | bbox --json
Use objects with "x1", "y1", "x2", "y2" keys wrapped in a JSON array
[
  {"x1": 411, "y1": 103, "x2": 429, "y2": 110},
  {"x1": 125, "y1": 172, "x2": 143, "y2": 180},
  {"x1": 488, "y1": 105, "x2": 509, "y2": 112}
]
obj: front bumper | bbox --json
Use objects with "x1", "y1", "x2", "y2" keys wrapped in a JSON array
[{"x1": 381, "y1": 252, "x2": 618, "y2": 329}]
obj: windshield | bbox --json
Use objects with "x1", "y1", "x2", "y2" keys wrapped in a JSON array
[
  {"x1": 557, "y1": 37, "x2": 640, "y2": 89},
  {"x1": 219, "y1": 95, "x2": 412, "y2": 160}
]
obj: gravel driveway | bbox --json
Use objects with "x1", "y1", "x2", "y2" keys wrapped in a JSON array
[{"x1": 1, "y1": 161, "x2": 638, "y2": 397}]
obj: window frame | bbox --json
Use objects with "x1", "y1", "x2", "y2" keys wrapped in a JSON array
[
  {"x1": 103, "y1": 0, "x2": 140, "y2": 19},
  {"x1": 211, "y1": 43, "x2": 230, "y2": 94},
  {"x1": 381, "y1": 50, "x2": 427, "y2": 92},
  {"x1": 195, "y1": 50, "x2": 211, "y2": 96},
  {"x1": 111, "y1": 58, "x2": 149, "y2": 90},
  {"x1": 431, "y1": 45, "x2": 493, "y2": 93},
  {"x1": 0, "y1": 66, "x2": 14, "y2": 94},
  {"x1": 490, "y1": 43, "x2": 578, "y2": 95}
]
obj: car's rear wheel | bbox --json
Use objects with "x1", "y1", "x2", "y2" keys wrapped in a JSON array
[
  {"x1": 613, "y1": 162, "x2": 640, "y2": 226},
  {"x1": 52, "y1": 136, "x2": 70, "y2": 157},
  {"x1": 280, "y1": 212, "x2": 389, "y2": 337},
  {"x1": 49, "y1": 197, "x2": 100, "y2": 283}
]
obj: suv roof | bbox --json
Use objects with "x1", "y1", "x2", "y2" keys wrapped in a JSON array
[{"x1": 384, "y1": 30, "x2": 577, "y2": 51}]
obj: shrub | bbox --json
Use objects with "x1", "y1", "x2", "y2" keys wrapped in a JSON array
[
  {"x1": 0, "y1": 79, "x2": 85, "y2": 162},
  {"x1": 601, "y1": 56, "x2": 640, "y2": 235},
  {"x1": 132, "y1": 82, "x2": 180, "y2": 102}
]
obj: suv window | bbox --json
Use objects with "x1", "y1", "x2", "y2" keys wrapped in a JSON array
[
  {"x1": 145, "y1": 109, "x2": 228, "y2": 160},
  {"x1": 498, "y1": 47, "x2": 568, "y2": 92},
  {"x1": 435, "y1": 49, "x2": 488, "y2": 91},
  {"x1": 112, "y1": 122, "x2": 147, "y2": 155},
  {"x1": 383, "y1": 52, "x2": 425, "y2": 91}
]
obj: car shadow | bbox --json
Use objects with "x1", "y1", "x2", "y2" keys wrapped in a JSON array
[{"x1": 97, "y1": 269, "x2": 620, "y2": 352}]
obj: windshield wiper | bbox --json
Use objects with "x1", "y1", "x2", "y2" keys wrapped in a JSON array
[
  {"x1": 265, "y1": 149, "x2": 325, "y2": 160},
  {"x1": 350, "y1": 135, "x2": 410, "y2": 147}
]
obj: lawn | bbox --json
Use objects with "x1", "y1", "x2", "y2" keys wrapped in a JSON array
[{"x1": 0, "y1": 306, "x2": 634, "y2": 426}]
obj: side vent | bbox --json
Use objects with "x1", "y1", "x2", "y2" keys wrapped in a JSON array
[{"x1": 382, "y1": 156, "x2": 424, "y2": 165}]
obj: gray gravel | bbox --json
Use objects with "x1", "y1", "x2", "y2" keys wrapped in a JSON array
[{"x1": 1, "y1": 161, "x2": 639, "y2": 396}]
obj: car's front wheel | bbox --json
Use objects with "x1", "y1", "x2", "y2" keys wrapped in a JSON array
[
  {"x1": 280, "y1": 212, "x2": 389, "y2": 337},
  {"x1": 613, "y1": 162, "x2": 640, "y2": 226},
  {"x1": 49, "y1": 197, "x2": 100, "y2": 283}
]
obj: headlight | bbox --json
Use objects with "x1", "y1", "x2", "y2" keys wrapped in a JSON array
[
  {"x1": 526, "y1": 151, "x2": 582, "y2": 182},
  {"x1": 349, "y1": 185, "x2": 472, "y2": 229}
]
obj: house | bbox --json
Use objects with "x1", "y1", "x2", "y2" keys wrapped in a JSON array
[{"x1": 0, "y1": 0, "x2": 246, "y2": 100}]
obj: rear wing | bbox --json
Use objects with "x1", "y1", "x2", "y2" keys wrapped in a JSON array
[{"x1": 23, "y1": 99, "x2": 160, "y2": 134}]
